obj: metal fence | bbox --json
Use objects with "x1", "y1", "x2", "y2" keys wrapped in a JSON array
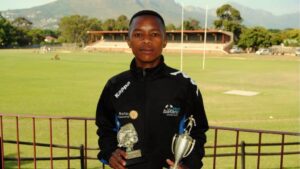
[{"x1": 0, "y1": 113, "x2": 299, "y2": 169}]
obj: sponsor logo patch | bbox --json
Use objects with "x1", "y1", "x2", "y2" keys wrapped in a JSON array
[
  {"x1": 117, "y1": 112, "x2": 130, "y2": 119},
  {"x1": 129, "y1": 110, "x2": 138, "y2": 120},
  {"x1": 163, "y1": 104, "x2": 180, "y2": 117},
  {"x1": 117, "y1": 110, "x2": 138, "y2": 120}
]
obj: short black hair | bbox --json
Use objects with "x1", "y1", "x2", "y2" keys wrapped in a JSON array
[{"x1": 129, "y1": 10, "x2": 165, "y2": 28}]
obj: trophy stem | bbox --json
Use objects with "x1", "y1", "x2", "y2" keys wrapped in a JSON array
[{"x1": 171, "y1": 161, "x2": 179, "y2": 169}]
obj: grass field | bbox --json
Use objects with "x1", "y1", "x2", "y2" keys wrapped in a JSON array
[{"x1": 0, "y1": 49, "x2": 299, "y2": 169}]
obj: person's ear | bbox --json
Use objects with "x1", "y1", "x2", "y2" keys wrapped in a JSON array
[
  {"x1": 163, "y1": 40, "x2": 167, "y2": 48},
  {"x1": 163, "y1": 35, "x2": 167, "y2": 48}
]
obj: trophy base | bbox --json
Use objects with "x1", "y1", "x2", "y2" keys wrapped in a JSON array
[{"x1": 125, "y1": 156, "x2": 146, "y2": 167}]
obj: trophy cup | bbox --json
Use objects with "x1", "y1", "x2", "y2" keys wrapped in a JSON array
[
  {"x1": 171, "y1": 115, "x2": 196, "y2": 169},
  {"x1": 117, "y1": 123, "x2": 144, "y2": 167}
]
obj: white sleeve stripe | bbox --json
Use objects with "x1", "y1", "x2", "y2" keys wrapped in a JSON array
[{"x1": 170, "y1": 71, "x2": 199, "y2": 96}]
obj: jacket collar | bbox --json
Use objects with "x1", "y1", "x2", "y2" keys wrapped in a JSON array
[{"x1": 130, "y1": 56, "x2": 167, "y2": 80}]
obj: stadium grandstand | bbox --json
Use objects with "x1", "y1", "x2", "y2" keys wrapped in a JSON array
[{"x1": 84, "y1": 29, "x2": 233, "y2": 53}]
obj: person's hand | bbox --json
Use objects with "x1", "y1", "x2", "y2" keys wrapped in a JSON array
[
  {"x1": 109, "y1": 148, "x2": 127, "y2": 169},
  {"x1": 166, "y1": 159, "x2": 189, "y2": 169}
]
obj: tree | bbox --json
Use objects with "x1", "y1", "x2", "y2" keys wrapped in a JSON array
[
  {"x1": 214, "y1": 4, "x2": 243, "y2": 41},
  {"x1": 11, "y1": 17, "x2": 34, "y2": 46},
  {"x1": 183, "y1": 18, "x2": 201, "y2": 30},
  {"x1": 12, "y1": 17, "x2": 32, "y2": 31},
  {"x1": 87, "y1": 18, "x2": 102, "y2": 32},
  {"x1": 14, "y1": 29, "x2": 32, "y2": 46},
  {"x1": 115, "y1": 15, "x2": 128, "y2": 30},
  {"x1": 58, "y1": 15, "x2": 101, "y2": 46},
  {"x1": 281, "y1": 29, "x2": 300, "y2": 39},
  {"x1": 270, "y1": 32, "x2": 283, "y2": 45},
  {"x1": 27, "y1": 29, "x2": 45, "y2": 45},
  {"x1": 0, "y1": 14, "x2": 16, "y2": 47},
  {"x1": 41, "y1": 29, "x2": 60, "y2": 38},
  {"x1": 166, "y1": 23, "x2": 177, "y2": 31},
  {"x1": 281, "y1": 29, "x2": 300, "y2": 46},
  {"x1": 238, "y1": 26, "x2": 272, "y2": 51},
  {"x1": 102, "y1": 18, "x2": 116, "y2": 31}
]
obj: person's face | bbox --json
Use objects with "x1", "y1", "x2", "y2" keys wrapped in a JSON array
[{"x1": 127, "y1": 15, "x2": 167, "y2": 68}]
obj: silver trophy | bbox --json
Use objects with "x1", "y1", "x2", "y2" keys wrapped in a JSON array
[
  {"x1": 171, "y1": 115, "x2": 196, "y2": 169},
  {"x1": 117, "y1": 123, "x2": 144, "y2": 166}
]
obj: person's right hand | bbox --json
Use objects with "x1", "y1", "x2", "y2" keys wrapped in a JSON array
[
  {"x1": 166, "y1": 159, "x2": 189, "y2": 169},
  {"x1": 109, "y1": 148, "x2": 127, "y2": 169}
]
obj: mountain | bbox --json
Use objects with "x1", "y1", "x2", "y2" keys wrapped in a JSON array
[
  {"x1": 1, "y1": 0, "x2": 299, "y2": 29},
  {"x1": 223, "y1": 2, "x2": 300, "y2": 29}
]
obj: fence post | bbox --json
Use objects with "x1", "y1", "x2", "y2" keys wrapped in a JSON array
[
  {"x1": 241, "y1": 141, "x2": 246, "y2": 169},
  {"x1": 80, "y1": 144, "x2": 85, "y2": 169}
]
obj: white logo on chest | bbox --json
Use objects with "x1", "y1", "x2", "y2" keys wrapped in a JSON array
[
  {"x1": 115, "y1": 81, "x2": 131, "y2": 98},
  {"x1": 163, "y1": 104, "x2": 181, "y2": 116}
]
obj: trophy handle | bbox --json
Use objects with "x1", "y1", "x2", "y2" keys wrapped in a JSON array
[
  {"x1": 171, "y1": 134, "x2": 178, "y2": 154},
  {"x1": 183, "y1": 139, "x2": 196, "y2": 158}
]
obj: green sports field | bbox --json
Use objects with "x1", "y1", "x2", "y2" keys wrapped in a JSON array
[{"x1": 0, "y1": 49, "x2": 299, "y2": 168}]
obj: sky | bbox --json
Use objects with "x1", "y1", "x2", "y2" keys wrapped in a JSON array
[
  {"x1": 175, "y1": 0, "x2": 300, "y2": 15},
  {"x1": 0, "y1": 0, "x2": 299, "y2": 15}
]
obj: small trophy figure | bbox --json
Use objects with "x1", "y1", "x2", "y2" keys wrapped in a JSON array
[
  {"x1": 171, "y1": 115, "x2": 196, "y2": 169},
  {"x1": 117, "y1": 123, "x2": 144, "y2": 167}
]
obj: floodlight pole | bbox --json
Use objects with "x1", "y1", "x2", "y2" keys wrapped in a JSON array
[
  {"x1": 180, "y1": 1, "x2": 184, "y2": 71},
  {"x1": 202, "y1": 5, "x2": 208, "y2": 70}
]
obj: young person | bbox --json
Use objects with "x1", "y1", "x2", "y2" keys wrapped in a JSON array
[{"x1": 95, "y1": 10, "x2": 208, "y2": 169}]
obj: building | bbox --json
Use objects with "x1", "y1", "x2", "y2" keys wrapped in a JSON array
[
  {"x1": 85, "y1": 29, "x2": 233, "y2": 53},
  {"x1": 44, "y1": 36, "x2": 57, "y2": 43}
]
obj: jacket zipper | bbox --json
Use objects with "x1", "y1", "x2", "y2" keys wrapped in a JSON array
[{"x1": 142, "y1": 69, "x2": 148, "y2": 154}]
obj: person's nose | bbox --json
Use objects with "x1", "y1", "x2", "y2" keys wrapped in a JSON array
[{"x1": 142, "y1": 34, "x2": 151, "y2": 44}]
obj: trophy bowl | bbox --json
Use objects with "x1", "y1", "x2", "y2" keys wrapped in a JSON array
[{"x1": 171, "y1": 133, "x2": 195, "y2": 169}]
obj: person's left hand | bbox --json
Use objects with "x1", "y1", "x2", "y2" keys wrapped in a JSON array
[{"x1": 166, "y1": 159, "x2": 189, "y2": 169}]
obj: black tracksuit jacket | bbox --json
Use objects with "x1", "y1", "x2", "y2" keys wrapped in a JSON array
[{"x1": 96, "y1": 56, "x2": 209, "y2": 169}]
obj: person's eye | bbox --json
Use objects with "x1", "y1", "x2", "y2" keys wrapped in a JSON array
[
  {"x1": 133, "y1": 32, "x2": 142, "y2": 38},
  {"x1": 151, "y1": 32, "x2": 160, "y2": 37}
]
